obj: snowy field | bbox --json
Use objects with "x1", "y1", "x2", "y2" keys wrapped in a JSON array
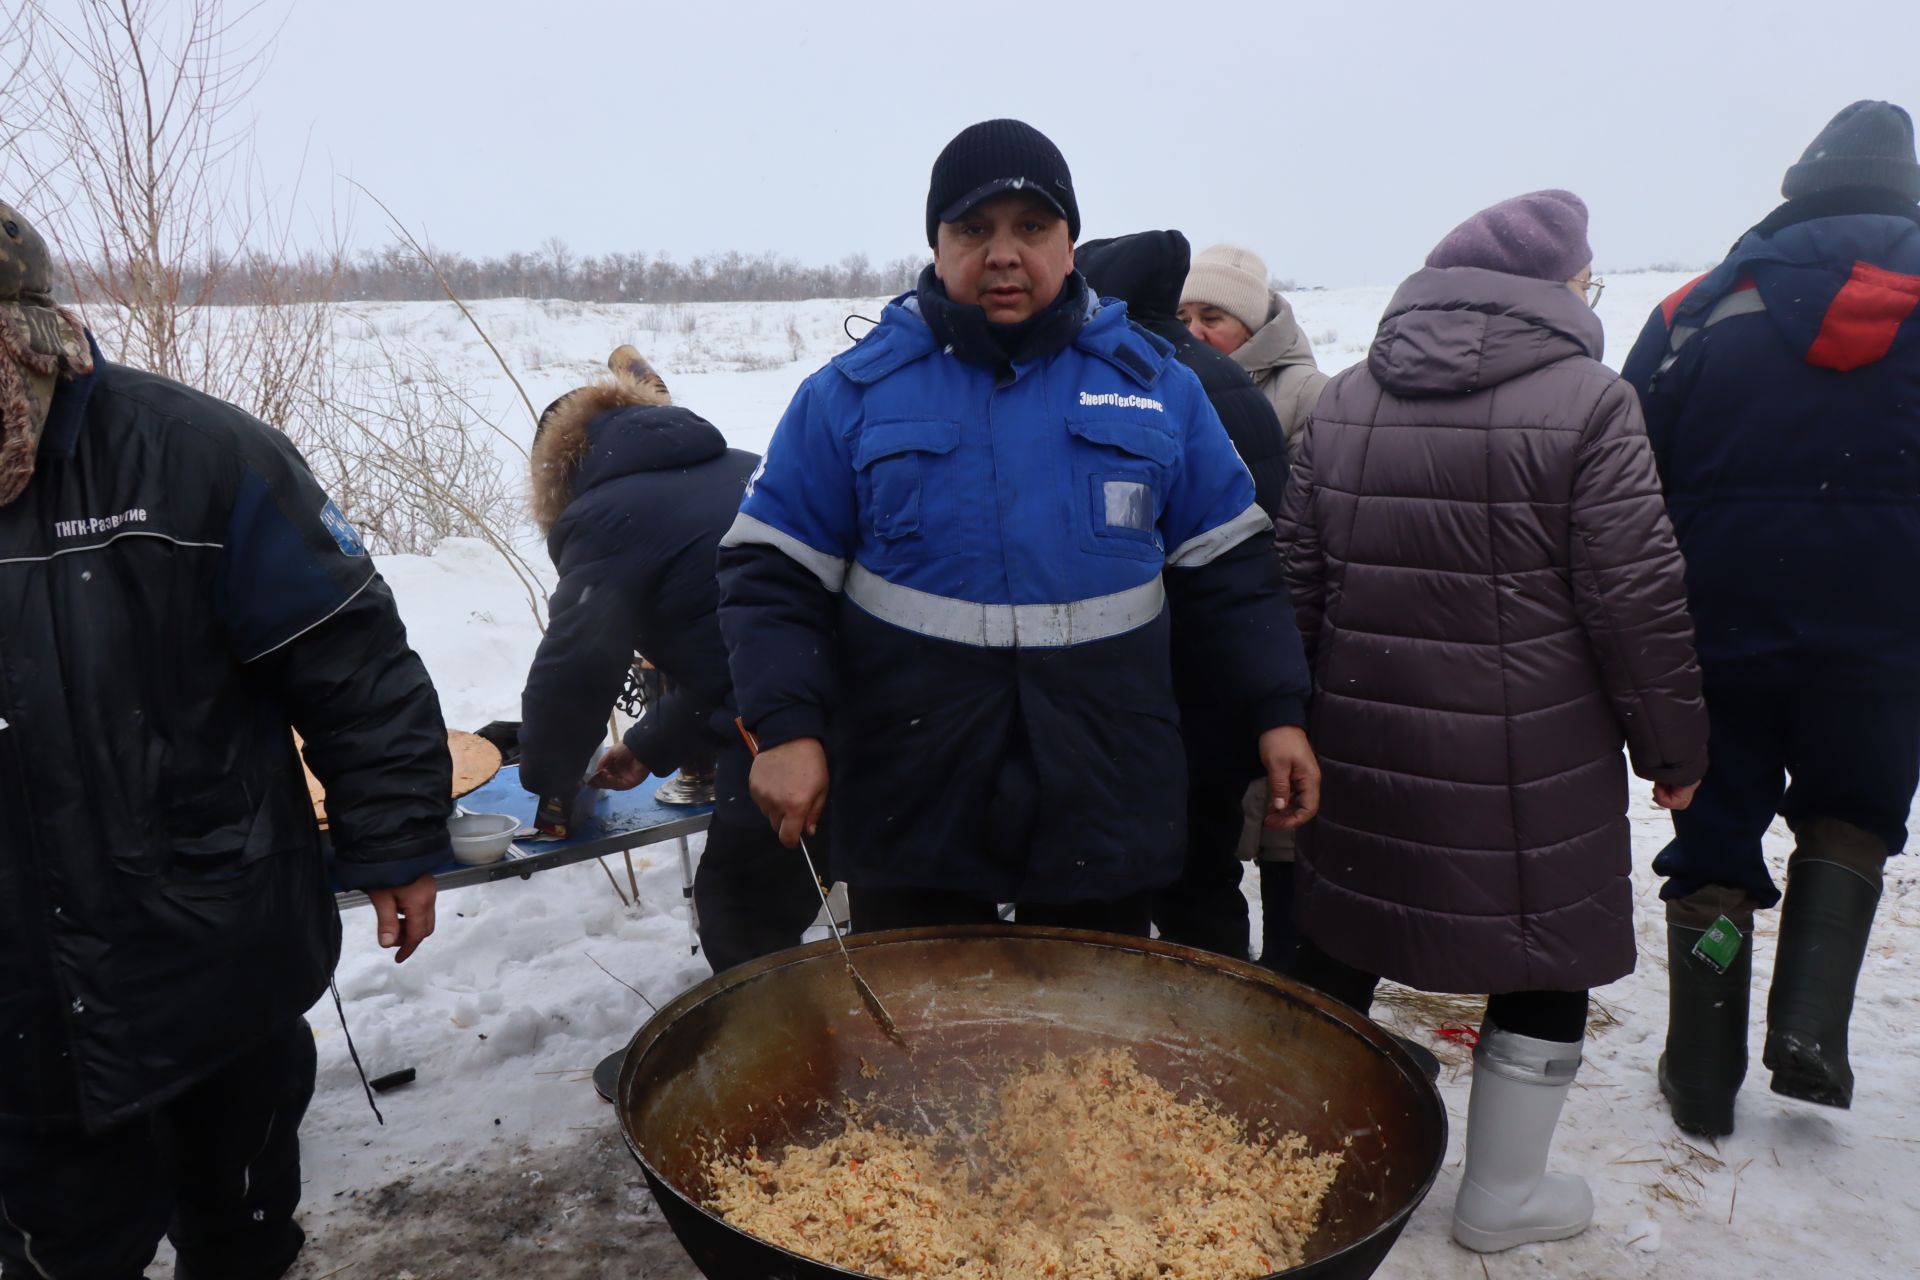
[{"x1": 149, "y1": 274, "x2": 1919, "y2": 1278}]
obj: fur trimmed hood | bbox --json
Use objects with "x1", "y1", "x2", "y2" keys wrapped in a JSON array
[{"x1": 531, "y1": 347, "x2": 706, "y2": 533}]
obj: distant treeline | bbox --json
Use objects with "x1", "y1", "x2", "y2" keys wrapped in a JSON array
[{"x1": 59, "y1": 242, "x2": 929, "y2": 307}]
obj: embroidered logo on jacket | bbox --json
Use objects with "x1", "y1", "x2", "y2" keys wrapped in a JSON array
[
  {"x1": 54, "y1": 508, "x2": 148, "y2": 539},
  {"x1": 1078, "y1": 391, "x2": 1164, "y2": 413}
]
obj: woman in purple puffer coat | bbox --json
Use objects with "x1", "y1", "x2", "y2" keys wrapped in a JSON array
[{"x1": 1273, "y1": 190, "x2": 1709, "y2": 1254}]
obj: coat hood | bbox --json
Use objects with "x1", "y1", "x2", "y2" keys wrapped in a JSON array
[
  {"x1": 1708, "y1": 214, "x2": 1920, "y2": 372},
  {"x1": 530, "y1": 360, "x2": 726, "y2": 533},
  {"x1": 1232, "y1": 290, "x2": 1319, "y2": 380},
  {"x1": 1367, "y1": 267, "x2": 1603, "y2": 398},
  {"x1": 1076, "y1": 230, "x2": 1190, "y2": 325}
]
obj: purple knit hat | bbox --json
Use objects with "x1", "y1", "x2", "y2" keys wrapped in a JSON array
[{"x1": 1425, "y1": 190, "x2": 1593, "y2": 282}]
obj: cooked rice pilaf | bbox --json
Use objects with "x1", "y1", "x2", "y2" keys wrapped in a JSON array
[{"x1": 707, "y1": 1047, "x2": 1344, "y2": 1279}]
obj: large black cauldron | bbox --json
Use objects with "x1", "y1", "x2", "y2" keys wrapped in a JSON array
[{"x1": 618, "y1": 927, "x2": 1446, "y2": 1279}]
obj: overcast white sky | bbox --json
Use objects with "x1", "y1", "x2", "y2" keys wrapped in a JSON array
[{"x1": 26, "y1": 0, "x2": 1920, "y2": 285}]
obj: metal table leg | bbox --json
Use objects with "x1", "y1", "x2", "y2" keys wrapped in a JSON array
[{"x1": 677, "y1": 834, "x2": 699, "y2": 956}]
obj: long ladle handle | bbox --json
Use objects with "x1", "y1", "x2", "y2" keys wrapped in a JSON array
[{"x1": 734, "y1": 719, "x2": 848, "y2": 952}]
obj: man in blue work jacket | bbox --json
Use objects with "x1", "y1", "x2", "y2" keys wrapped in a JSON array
[{"x1": 717, "y1": 120, "x2": 1319, "y2": 934}]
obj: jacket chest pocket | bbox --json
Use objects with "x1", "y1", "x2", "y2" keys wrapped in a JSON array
[
  {"x1": 1067, "y1": 415, "x2": 1178, "y2": 560},
  {"x1": 853, "y1": 419, "x2": 961, "y2": 547}
]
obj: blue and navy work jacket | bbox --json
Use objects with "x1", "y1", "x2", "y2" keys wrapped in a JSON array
[
  {"x1": 718, "y1": 293, "x2": 1309, "y2": 903},
  {"x1": 1621, "y1": 213, "x2": 1920, "y2": 689}
]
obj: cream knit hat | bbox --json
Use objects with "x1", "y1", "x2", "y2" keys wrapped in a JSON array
[{"x1": 1180, "y1": 243, "x2": 1273, "y2": 334}]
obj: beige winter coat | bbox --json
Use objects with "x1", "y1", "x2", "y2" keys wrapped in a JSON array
[
  {"x1": 1234, "y1": 291, "x2": 1331, "y2": 860},
  {"x1": 1231, "y1": 291, "x2": 1329, "y2": 460}
]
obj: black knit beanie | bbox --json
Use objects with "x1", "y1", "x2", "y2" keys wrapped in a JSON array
[
  {"x1": 925, "y1": 119, "x2": 1080, "y2": 247},
  {"x1": 1782, "y1": 100, "x2": 1920, "y2": 202}
]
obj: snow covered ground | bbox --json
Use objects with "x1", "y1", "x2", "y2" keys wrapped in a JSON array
[{"x1": 151, "y1": 274, "x2": 1918, "y2": 1278}]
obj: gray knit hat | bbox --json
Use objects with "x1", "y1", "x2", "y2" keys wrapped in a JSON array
[
  {"x1": 1180, "y1": 243, "x2": 1273, "y2": 335},
  {"x1": 1425, "y1": 190, "x2": 1593, "y2": 282},
  {"x1": 1782, "y1": 100, "x2": 1920, "y2": 202}
]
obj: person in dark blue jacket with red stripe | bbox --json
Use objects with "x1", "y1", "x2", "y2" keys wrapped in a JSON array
[
  {"x1": 718, "y1": 121, "x2": 1319, "y2": 934},
  {"x1": 1621, "y1": 100, "x2": 1920, "y2": 1137}
]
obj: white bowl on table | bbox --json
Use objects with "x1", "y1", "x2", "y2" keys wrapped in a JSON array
[{"x1": 448, "y1": 812, "x2": 519, "y2": 865}]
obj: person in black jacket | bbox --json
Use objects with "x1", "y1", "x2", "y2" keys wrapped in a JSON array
[
  {"x1": 1077, "y1": 230, "x2": 1292, "y2": 963},
  {"x1": 518, "y1": 348, "x2": 819, "y2": 972},
  {"x1": 0, "y1": 200, "x2": 449, "y2": 1280}
]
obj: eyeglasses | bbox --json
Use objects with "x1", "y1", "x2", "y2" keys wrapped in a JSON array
[{"x1": 1581, "y1": 275, "x2": 1607, "y2": 308}]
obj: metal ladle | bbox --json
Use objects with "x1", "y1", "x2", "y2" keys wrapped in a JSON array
[{"x1": 736, "y1": 720, "x2": 909, "y2": 1054}]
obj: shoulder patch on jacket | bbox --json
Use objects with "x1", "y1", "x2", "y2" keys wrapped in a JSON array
[
  {"x1": 319, "y1": 499, "x2": 367, "y2": 557},
  {"x1": 221, "y1": 452, "x2": 377, "y2": 663}
]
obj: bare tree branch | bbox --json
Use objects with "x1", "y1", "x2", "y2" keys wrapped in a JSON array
[
  {"x1": 346, "y1": 179, "x2": 541, "y2": 432},
  {"x1": 1, "y1": 0, "x2": 540, "y2": 590}
]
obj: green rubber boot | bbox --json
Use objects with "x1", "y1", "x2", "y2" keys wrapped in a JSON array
[{"x1": 1658, "y1": 920, "x2": 1751, "y2": 1137}]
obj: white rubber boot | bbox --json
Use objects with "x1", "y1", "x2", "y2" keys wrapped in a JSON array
[{"x1": 1450, "y1": 1024, "x2": 1594, "y2": 1253}]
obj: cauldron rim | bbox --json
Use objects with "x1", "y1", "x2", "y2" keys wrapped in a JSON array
[{"x1": 617, "y1": 925, "x2": 1448, "y2": 1280}]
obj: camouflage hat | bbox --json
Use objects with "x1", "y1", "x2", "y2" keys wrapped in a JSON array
[
  {"x1": 0, "y1": 201, "x2": 89, "y2": 370},
  {"x1": 0, "y1": 201, "x2": 52, "y2": 301}
]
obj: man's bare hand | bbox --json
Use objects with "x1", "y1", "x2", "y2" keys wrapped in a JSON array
[
  {"x1": 590, "y1": 743, "x2": 649, "y2": 790},
  {"x1": 366, "y1": 873, "x2": 436, "y2": 963},
  {"x1": 1654, "y1": 781, "x2": 1700, "y2": 811},
  {"x1": 1259, "y1": 725, "x2": 1322, "y2": 830},
  {"x1": 750, "y1": 736, "x2": 828, "y2": 847}
]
